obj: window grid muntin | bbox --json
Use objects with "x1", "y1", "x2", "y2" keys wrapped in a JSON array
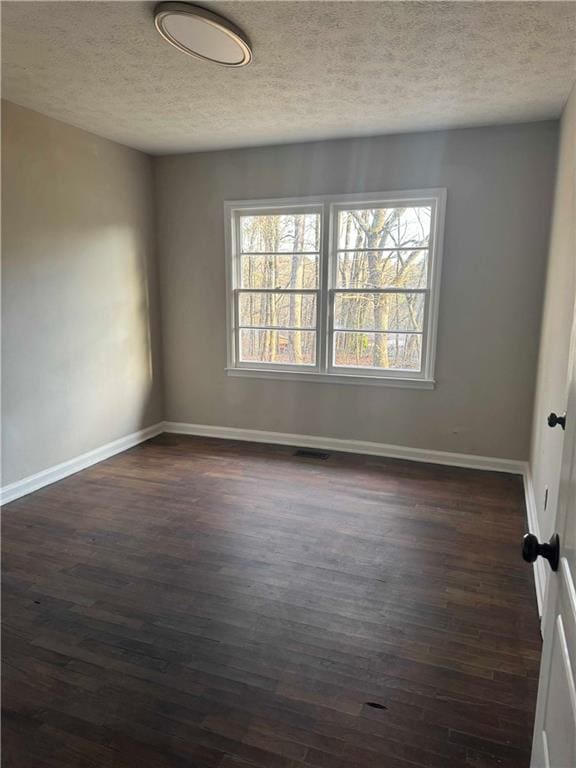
[
  {"x1": 239, "y1": 210, "x2": 321, "y2": 254},
  {"x1": 332, "y1": 289, "x2": 427, "y2": 335},
  {"x1": 335, "y1": 250, "x2": 429, "y2": 292},
  {"x1": 237, "y1": 290, "x2": 318, "y2": 329},
  {"x1": 240, "y1": 254, "x2": 320, "y2": 290},
  {"x1": 334, "y1": 203, "x2": 433, "y2": 252},
  {"x1": 332, "y1": 330, "x2": 424, "y2": 372},
  {"x1": 239, "y1": 328, "x2": 318, "y2": 367}
]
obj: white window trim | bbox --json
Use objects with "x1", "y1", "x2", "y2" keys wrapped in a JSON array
[{"x1": 224, "y1": 188, "x2": 446, "y2": 388}]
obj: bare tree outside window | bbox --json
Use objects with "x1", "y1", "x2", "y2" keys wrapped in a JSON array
[
  {"x1": 333, "y1": 205, "x2": 431, "y2": 370},
  {"x1": 237, "y1": 211, "x2": 320, "y2": 366}
]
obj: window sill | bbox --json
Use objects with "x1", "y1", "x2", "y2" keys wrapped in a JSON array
[{"x1": 225, "y1": 368, "x2": 435, "y2": 389}]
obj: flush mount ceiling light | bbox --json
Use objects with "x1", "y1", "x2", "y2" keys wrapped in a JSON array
[{"x1": 154, "y1": 2, "x2": 252, "y2": 67}]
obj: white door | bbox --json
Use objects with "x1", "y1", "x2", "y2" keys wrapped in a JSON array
[{"x1": 530, "y1": 309, "x2": 576, "y2": 767}]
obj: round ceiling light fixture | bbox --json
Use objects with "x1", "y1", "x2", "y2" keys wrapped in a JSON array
[{"x1": 154, "y1": 2, "x2": 252, "y2": 67}]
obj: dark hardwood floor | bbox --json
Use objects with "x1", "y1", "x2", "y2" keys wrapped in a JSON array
[{"x1": 2, "y1": 434, "x2": 541, "y2": 768}]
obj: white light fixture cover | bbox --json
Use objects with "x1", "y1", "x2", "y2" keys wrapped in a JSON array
[{"x1": 154, "y1": 2, "x2": 252, "y2": 67}]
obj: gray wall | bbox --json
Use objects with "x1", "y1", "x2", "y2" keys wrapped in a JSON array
[
  {"x1": 1, "y1": 106, "x2": 562, "y2": 482},
  {"x1": 155, "y1": 122, "x2": 558, "y2": 460},
  {"x1": 2, "y1": 101, "x2": 164, "y2": 485},
  {"x1": 530, "y1": 83, "x2": 576, "y2": 537}
]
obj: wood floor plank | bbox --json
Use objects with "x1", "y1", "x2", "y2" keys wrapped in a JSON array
[{"x1": 2, "y1": 434, "x2": 541, "y2": 767}]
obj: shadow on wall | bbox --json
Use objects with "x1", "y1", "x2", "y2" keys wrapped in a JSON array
[
  {"x1": 3, "y1": 214, "x2": 162, "y2": 486},
  {"x1": 1, "y1": 100, "x2": 164, "y2": 486}
]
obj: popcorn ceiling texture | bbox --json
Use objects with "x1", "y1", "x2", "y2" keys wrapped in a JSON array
[{"x1": 2, "y1": 0, "x2": 575, "y2": 154}]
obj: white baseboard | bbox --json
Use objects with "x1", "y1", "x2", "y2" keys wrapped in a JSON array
[
  {"x1": 163, "y1": 421, "x2": 526, "y2": 475},
  {"x1": 1, "y1": 422, "x2": 164, "y2": 506},
  {"x1": 522, "y1": 466, "x2": 547, "y2": 619}
]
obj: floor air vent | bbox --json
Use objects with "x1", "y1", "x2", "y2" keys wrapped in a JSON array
[{"x1": 293, "y1": 449, "x2": 331, "y2": 460}]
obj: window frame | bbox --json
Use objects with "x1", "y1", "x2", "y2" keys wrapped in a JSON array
[
  {"x1": 224, "y1": 189, "x2": 446, "y2": 388},
  {"x1": 229, "y1": 201, "x2": 324, "y2": 374}
]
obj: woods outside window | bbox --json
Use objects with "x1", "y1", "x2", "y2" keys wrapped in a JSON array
[{"x1": 225, "y1": 189, "x2": 446, "y2": 388}]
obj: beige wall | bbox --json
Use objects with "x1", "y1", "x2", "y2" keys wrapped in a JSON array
[
  {"x1": 530, "y1": 84, "x2": 576, "y2": 538},
  {"x1": 155, "y1": 122, "x2": 558, "y2": 460},
  {"x1": 2, "y1": 102, "x2": 164, "y2": 485}
]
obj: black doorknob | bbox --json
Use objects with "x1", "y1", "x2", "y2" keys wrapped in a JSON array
[
  {"x1": 522, "y1": 533, "x2": 560, "y2": 572},
  {"x1": 548, "y1": 412, "x2": 566, "y2": 430}
]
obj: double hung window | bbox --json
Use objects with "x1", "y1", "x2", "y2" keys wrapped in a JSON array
[{"x1": 225, "y1": 189, "x2": 445, "y2": 387}]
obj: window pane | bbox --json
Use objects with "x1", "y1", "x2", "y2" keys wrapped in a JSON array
[
  {"x1": 334, "y1": 292, "x2": 424, "y2": 332},
  {"x1": 241, "y1": 253, "x2": 319, "y2": 289},
  {"x1": 239, "y1": 292, "x2": 316, "y2": 328},
  {"x1": 240, "y1": 212, "x2": 320, "y2": 253},
  {"x1": 240, "y1": 329, "x2": 316, "y2": 365},
  {"x1": 336, "y1": 249, "x2": 427, "y2": 289},
  {"x1": 333, "y1": 332, "x2": 422, "y2": 370},
  {"x1": 338, "y1": 206, "x2": 431, "y2": 250}
]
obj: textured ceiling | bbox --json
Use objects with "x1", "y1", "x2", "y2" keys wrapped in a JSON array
[{"x1": 2, "y1": 1, "x2": 576, "y2": 154}]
